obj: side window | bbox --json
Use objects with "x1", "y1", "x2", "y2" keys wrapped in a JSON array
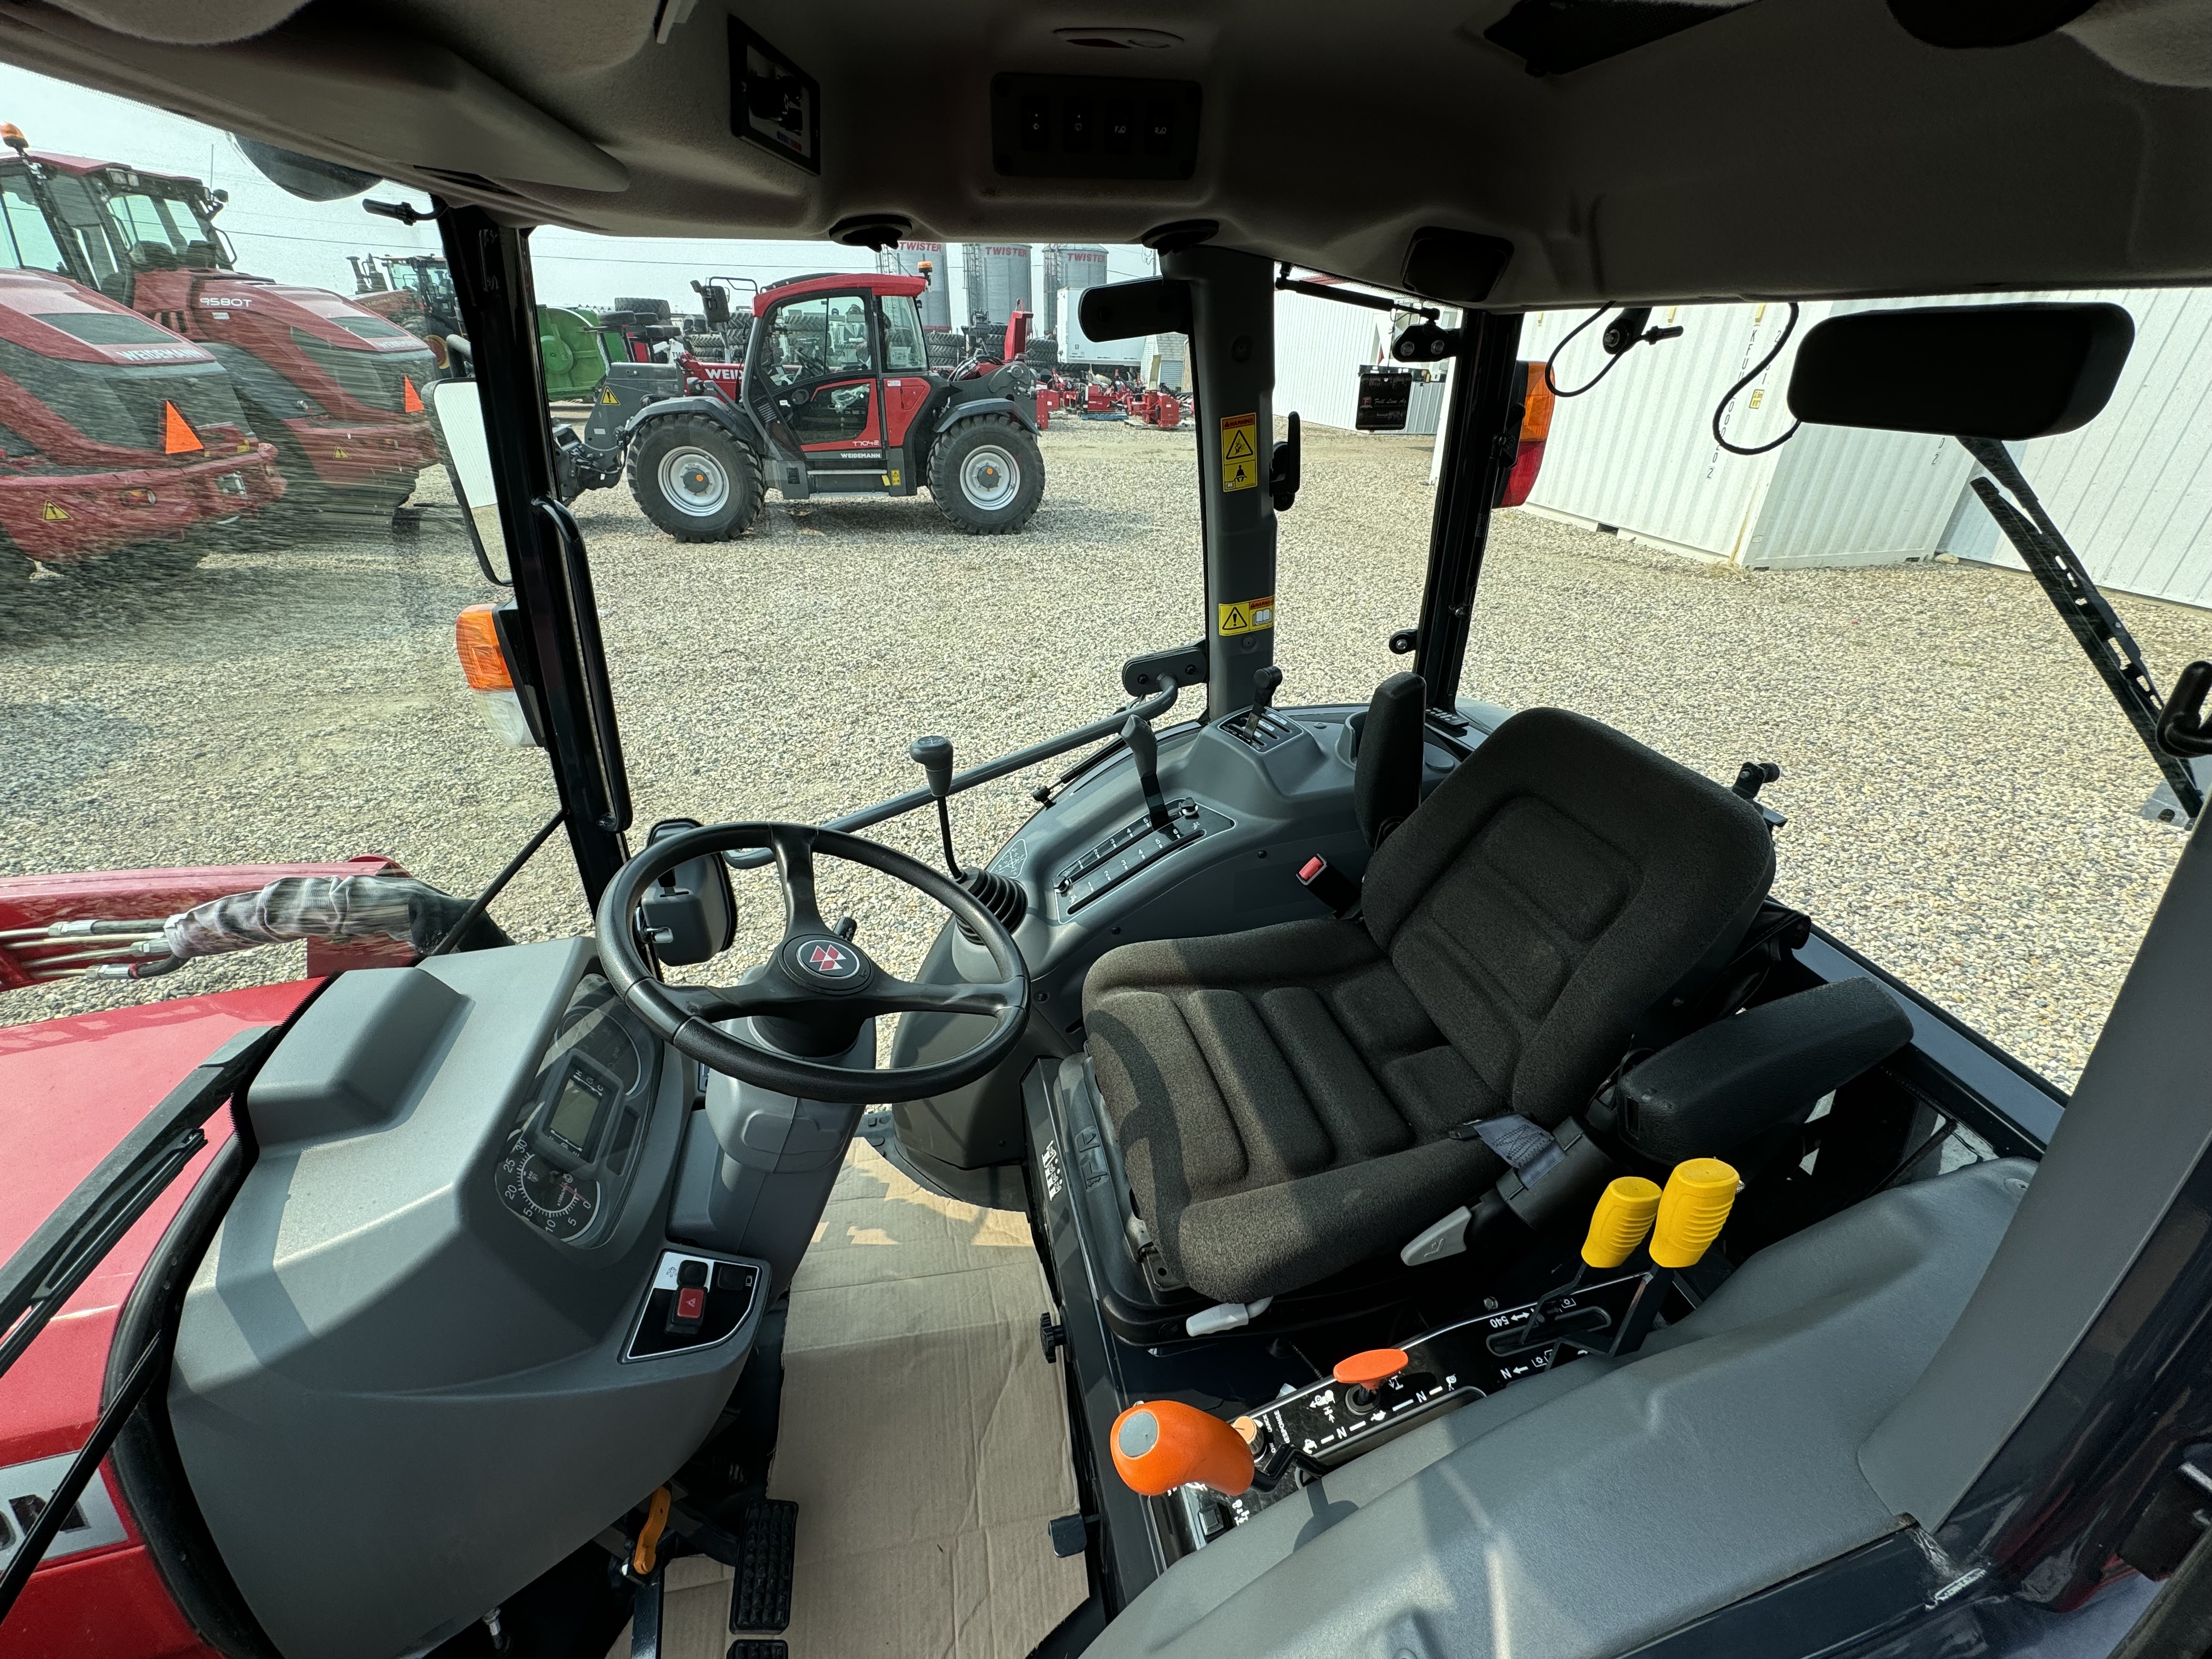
[
  {"x1": 764, "y1": 296, "x2": 828, "y2": 387},
  {"x1": 764, "y1": 293, "x2": 877, "y2": 385},
  {"x1": 0, "y1": 180, "x2": 65, "y2": 272},
  {"x1": 823, "y1": 294, "x2": 872, "y2": 374},
  {"x1": 881, "y1": 294, "x2": 927, "y2": 371}
]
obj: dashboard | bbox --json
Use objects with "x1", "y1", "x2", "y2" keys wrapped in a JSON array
[{"x1": 493, "y1": 973, "x2": 661, "y2": 1244}]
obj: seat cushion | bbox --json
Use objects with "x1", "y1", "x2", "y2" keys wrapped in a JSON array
[
  {"x1": 1085, "y1": 917, "x2": 1506, "y2": 1303},
  {"x1": 1084, "y1": 708, "x2": 1778, "y2": 1305}
]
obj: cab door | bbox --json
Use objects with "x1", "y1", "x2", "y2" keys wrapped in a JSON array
[{"x1": 747, "y1": 290, "x2": 883, "y2": 483}]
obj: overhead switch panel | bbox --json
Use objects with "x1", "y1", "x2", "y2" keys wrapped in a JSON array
[{"x1": 991, "y1": 75, "x2": 1201, "y2": 180}]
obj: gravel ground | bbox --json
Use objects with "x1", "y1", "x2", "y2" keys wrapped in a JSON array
[{"x1": 6, "y1": 416, "x2": 2207, "y2": 1088}]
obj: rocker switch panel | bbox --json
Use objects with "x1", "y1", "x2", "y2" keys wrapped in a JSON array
[{"x1": 625, "y1": 1249, "x2": 762, "y2": 1361}]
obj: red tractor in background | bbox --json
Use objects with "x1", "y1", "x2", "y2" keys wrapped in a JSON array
[
  {"x1": 0, "y1": 128, "x2": 437, "y2": 521},
  {"x1": 0, "y1": 260, "x2": 283, "y2": 578},
  {"x1": 555, "y1": 270, "x2": 1048, "y2": 538},
  {"x1": 348, "y1": 252, "x2": 461, "y2": 374}
]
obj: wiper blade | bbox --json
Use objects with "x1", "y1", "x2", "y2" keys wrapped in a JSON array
[{"x1": 0, "y1": 1023, "x2": 276, "y2": 1386}]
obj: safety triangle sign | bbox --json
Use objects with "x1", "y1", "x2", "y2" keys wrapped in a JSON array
[
  {"x1": 161, "y1": 400, "x2": 203, "y2": 455},
  {"x1": 1219, "y1": 412, "x2": 1259, "y2": 493}
]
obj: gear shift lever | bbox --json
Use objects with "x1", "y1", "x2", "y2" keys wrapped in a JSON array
[
  {"x1": 909, "y1": 732, "x2": 1027, "y2": 936},
  {"x1": 909, "y1": 734, "x2": 961, "y2": 877},
  {"x1": 1246, "y1": 665, "x2": 1283, "y2": 738},
  {"x1": 1122, "y1": 714, "x2": 1172, "y2": 833}
]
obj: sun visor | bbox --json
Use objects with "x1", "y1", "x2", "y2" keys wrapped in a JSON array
[
  {"x1": 1078, "y1": 279, "x2": 1192, "y2": 344},
  {"x1": 1787, "y1": 303, "x2": 2134, "y2": 440}
]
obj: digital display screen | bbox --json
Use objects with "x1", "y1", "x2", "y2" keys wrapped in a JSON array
[{"x1": 546, "y1": 1073, "x2": 605, "y2": 1156}]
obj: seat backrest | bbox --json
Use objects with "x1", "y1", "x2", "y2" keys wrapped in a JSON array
[
  {"x1": 1355, "y1": 670, "x2": 1427, "y2": 849},
  {"x1": 1362, "y1": 707, "x2": 1776, "y2": 1130}
]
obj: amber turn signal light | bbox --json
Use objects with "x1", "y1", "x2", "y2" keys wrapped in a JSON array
[
  {"x1": 455, "y1": 603, "x2": 514, "y2": 691},
  {"x1": 1110, "y1": 1400, "x2": 1255, "y2": 1497}
]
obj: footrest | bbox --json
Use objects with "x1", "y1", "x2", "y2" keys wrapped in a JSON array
[
  {"x1": 727, "y1": 1644, "x2": 788, "y2": 1659},
  {"x1": 728, "y1": 1499, "x2": 797, "y2": 1635}
]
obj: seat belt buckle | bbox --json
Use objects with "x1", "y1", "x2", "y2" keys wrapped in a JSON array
[{"x1": 1296, "y1": 854, "x2": 1361, "y2": 918}]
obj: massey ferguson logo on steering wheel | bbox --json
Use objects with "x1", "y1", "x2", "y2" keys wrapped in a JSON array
[{"x1": 802, "y1": 940, "x2": 860, "y2": 979}]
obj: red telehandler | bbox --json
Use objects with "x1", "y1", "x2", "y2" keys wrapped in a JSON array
[{"x1": 0, "y1": 127, "x2": 437, "y2": 521}]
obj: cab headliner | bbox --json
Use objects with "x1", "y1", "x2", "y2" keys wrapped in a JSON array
[{"x1": 2, "y1": 0, "x2": 2207, "y2": 307}]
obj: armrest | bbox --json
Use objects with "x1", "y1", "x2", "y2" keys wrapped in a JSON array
[{"x1": 1618, "y1": 978, "x2": 1912, "y2": 1164}]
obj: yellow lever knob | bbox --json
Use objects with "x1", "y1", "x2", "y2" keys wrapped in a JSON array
[
  {"x1": 1649, "y1": 1158, "x2": 1740, "y2": 1269},
  {"x1": 1580, "y1": 1176, "x2": 1663, "y2": 1269}
]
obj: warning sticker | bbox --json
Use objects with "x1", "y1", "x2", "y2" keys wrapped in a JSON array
[
  {"x1": 1218, "y1": 595, "x2": 1275, "y2": 636},
  {"x1": 40, "y1": 501, "x2": 67, "y2": 521},
  {"x1": 1219, "y1": 412, "x2": 1259, "y2": 492}
]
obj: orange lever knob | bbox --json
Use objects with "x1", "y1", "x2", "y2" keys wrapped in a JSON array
[
  {"x1": 1111, "y1": 1400, "x2": 1255, "y2": 1497},
  {"x1": 1331, "y1": 1348, "x2": 1410, "y2": 1391}
]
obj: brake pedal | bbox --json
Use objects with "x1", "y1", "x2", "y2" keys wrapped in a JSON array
[
  {"x1": 728, "y1": 1644, "x2": 788, "y2": 1659},
  {"x1": 728, "y1": 1499, "x2": 798, "y2": 1637}
]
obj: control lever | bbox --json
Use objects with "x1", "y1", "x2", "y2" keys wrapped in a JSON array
[
  {"x1": 1122, "y1": 714, "x2": 1172, "y2": 833},
  {"x1": 909, "y1": 732, "x2": 1029, "y2": 937},
  {"x1": 1610, "y1": 1158, "x2": 1738, "y2": 1357},
  {"x1": 909, "y1": 734, "x2": 962, "y2": 877},
  {"x1": 1246, "y1": 664, "x2": 1283, "y2": 738}
]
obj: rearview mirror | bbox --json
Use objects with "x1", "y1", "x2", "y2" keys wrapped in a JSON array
[
  {"x1": 426, "y1": 379, "x2": 507, "y2": 581},
  {"x1": 1079, "y1": 278, "x2": 1192, "y2": 343},
  {"x1": 1787, "y1": 302, "x2": 2134, "y2": 440}
]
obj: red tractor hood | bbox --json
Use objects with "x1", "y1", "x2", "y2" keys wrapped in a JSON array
[
  {"x1": 139, "y1": 271, "x2": 431, "y2": 358},
  {"x1": 0, "y1": 270, "x2": 212, "y2": 368},
  {"x1": 0, "y1": 983, "x2": 318, "y2": 1468}
]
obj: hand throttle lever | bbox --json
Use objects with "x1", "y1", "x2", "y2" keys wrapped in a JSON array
[{"x1": 1122, "y1": 714, "x2": 1172, "y2": 833}]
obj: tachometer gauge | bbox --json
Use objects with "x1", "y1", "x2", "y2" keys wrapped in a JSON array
[{"x1": 496, "y1": 1132, "x2": 600, "y2": 1240}]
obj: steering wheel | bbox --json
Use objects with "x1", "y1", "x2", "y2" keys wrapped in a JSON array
[{"x1": 594, "y1": 822, "x2": 1029, "y2": 1104}]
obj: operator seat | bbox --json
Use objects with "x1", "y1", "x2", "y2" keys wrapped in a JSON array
[{"x1": 1082, "y1": 707, "x2": 1776, "y2": 1306}]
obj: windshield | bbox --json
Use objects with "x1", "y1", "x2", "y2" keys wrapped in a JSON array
[
  {"x1": 5, "y1": 74, "x2": 2207, "y2": 1103},
  {"x1": 100, "y1": 182, "x2": 227, "y2": 269},
  {"x1": 0, "y1": 176, "x2": 65, "y2": 273}
]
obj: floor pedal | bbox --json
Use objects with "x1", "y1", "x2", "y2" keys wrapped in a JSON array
[
  {"x1": 728, "y1": 1499, "x2": 797, "y2": 1635},
  {"x1": 726, "y1": 1644, "x2": 787, "y2": 1659}
]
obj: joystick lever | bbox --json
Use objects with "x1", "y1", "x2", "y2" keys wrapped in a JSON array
[
  {"x1": 909, "y1": 735, "x2": 962, "y2": 877},
  {"x1": 1246, "y1": 664, "x2": 1283, "y2": 737},
  {"x1": 909, "y1": 731, "x2": 1030, "y2": 938},
  {"x1": 1122, "y1": 715, "x2": 1172, "y2": 833}
]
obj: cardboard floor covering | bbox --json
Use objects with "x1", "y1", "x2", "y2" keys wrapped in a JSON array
[{"x1": 608, "y1": 1139, "x2": 1086, "y2": 1658}]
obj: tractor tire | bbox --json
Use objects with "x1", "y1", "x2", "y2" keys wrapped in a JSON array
[
  {"x1": 721, "y1": 317, "x2": 753, "y2": 358},
  {"x1": 614, "y1": 296, "x2": 672, "y2": 320},
  {"x1": 683, "y1": 334, "x2": 727, "y2": 362},
  {"x1": 928, "y1": 415, "x2": 1045, "y2": 535},
  {"x1": 626, "y1": 414, "x2": 763, "y2": 542}
]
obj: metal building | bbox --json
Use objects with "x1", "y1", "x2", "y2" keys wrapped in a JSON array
[
  {"x1": 959, "y1": 243, "x2": 1032, "y2": 327},
  {"x1": 1518, "y1": 289, "x2": 2212, "y2": 608},
  {"x1": 1041, "y1": 245, "x2": 1108, "y2": 343},
  {"x1": 878, "y1": 240, "x2": 950, "y2": 329}
]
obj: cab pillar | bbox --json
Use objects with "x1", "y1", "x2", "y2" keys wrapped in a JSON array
[{"x1": 1164, "y1": 247, "x2": 1277, "y2": 721}]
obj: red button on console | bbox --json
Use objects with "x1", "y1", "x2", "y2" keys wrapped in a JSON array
[{"x1": 675, "y1": 1286, "x2": 706, "y2": 1323}]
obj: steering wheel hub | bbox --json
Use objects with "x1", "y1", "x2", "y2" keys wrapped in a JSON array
[{"x1": 787, "y1": 934, "x2": 868, "y2": 987}]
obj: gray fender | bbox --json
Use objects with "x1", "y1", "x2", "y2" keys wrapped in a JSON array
[
  {"x1": 934, "y1": 396, "x2": 1039, "y2": 437},
  {"x1": 619, "y1": 395, "x2": 757, "y2": 447}
]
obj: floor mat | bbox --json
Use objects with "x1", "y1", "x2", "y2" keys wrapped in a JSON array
[{"x1": 607, "y1": 1139, "x2": 1086, "y2": 1658}]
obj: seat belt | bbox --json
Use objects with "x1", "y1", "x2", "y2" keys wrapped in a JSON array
[
  {"x1": 1452, "y1": 1112, "x2": 1567, "y2": 1186},
  {"x1": 1296, "y1": 854, "x2": 1361, "y2": 918}
]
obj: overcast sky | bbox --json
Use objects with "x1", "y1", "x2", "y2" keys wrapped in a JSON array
[{"x1": 0, "y1": 63, "x2": 1156, "y2": 315}]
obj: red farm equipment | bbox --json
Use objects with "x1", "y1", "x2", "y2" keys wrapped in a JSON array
[
  {"x1": 0, "y1": 262, "x2": 283, "y2": 576},
  {"x1": 0, "y1": 129, "x2": 438, "y2": 520},
  {"x1": 552, "y1": 271, "x2": 1049, "y2": 538}
]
